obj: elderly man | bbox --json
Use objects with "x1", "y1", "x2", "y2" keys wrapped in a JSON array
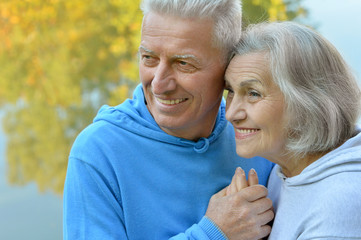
[{"x1": 63, "y1": 0, "x2": 274, "y2": 239}]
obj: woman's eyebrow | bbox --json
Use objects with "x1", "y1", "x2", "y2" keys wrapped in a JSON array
[
  {"x1": 239, "y1": 79, "x2": 263, "y2": 87},
  {"x1": 224, "y1": 78, "x2": 263, "y2": 88}
]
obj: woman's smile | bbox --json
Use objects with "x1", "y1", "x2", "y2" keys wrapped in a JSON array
[{"x1": 234, "y1": 128, "x2": 260, "y2": 140}]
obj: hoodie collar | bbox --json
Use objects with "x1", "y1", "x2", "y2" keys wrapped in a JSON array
[
  {"x1": 277, "y1": 127, "x2": 361, "y2": 186},
  {"x1": 94, "y1": 84, "x2": 228, "y2": 153}
]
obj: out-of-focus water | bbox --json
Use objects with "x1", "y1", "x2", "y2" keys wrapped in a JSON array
[
  {"x1": 0, "y1": 111, "x2": 63, "y2": 240},
  {"x1": 0, "y1": 111, "x2": 62, "y2": 240}
]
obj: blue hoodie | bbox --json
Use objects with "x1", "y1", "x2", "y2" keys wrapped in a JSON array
[
  {"x1": 268, "y1": 127, "x2": 361, "y2": 239},
  {"x1": 63, "y1": 84, "x2": 274, "y2": 240}
]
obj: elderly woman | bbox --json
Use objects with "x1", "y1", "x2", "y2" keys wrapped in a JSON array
[{"x1": 224, "y1": 21, "x2": 361, "y2": 239}]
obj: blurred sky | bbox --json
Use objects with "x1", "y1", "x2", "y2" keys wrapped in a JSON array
[
  {"x1": 300, "y1": 0, "x2": 361, "y2": 124},
  {"x1": 300, "y1": 0, "x2": 361, "y2": 80}
]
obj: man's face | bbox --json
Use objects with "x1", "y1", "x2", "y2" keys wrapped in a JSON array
[{"x1": 139, "y1": 12, "x2": 226, "y2": 140}]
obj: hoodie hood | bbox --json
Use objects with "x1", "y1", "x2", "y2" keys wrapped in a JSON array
[
  {"x1": 276, "y1": 126, "x2": 361, "y2": 186},
  {"x1": 93, "y1": 84, "x2": 228, "y2": 153}
]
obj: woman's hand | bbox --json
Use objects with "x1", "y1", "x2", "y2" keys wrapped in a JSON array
[
  {"x1": 226, "y1": 168, "x2": 259, "y2": 196},
  {"x1": 205, "y1": 168, "x2": 274, "y2": 240}
]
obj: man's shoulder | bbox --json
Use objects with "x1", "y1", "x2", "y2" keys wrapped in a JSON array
[{"x1": 75, "y1": 119, "x2": 116, "y2": 143}]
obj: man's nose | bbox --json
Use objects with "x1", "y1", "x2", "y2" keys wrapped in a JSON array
[{"x1": 151, "y1": 62, "x2": 176, "y2": 94}]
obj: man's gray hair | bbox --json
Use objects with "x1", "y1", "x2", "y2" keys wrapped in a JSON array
[
  {"x1": 140, "y1": 0, "x2": 242, "y2": 61},
  {"x1": 234, "y1": 21, "x2": 361, "y2": 156}
]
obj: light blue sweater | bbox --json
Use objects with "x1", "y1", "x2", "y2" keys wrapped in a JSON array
[
  {"x1": 63, "y1": 84, "x2": 274, "y2": 240},
  {"x1": 268, "y1": 127, "x2": 361, "y2": 239}
]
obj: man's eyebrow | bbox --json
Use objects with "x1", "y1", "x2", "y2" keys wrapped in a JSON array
[
  {"x1": 173, "y1": 54, "x2": 200, "y2": 64},
  {"x1": 139, "y1": 46, "x2": 200, "y2": 64},
  {"x1": 139, "y1": 46, "x2": 154, "y2": 54}
]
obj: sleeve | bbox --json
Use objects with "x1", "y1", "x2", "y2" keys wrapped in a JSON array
[
  {"x1": 170, "y1": 216, "x2": 228, "y2": 240},
  {"x1": 63, "y1": 157, "x2": 229, "y2": 240},
  {"x1": 63, "y1": 157, "x2": 128, "y2": 240},
  {"x1": 63, "y1": 156, "x2": 229, "y2": 240}
]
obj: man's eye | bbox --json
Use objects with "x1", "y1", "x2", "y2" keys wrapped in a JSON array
[
  {"x1": 141, "y1": 55, "x2": 157, "y2": 66},
  {"x1": 142, "y1": 55, "x2": 153, "y2": 60},
  {"x1": 177, "y1": 61, "x2": 197, "y2": 72}
]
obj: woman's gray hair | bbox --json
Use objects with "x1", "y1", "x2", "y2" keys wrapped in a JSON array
[
  {"x1": 140, "y1": 0, "x2": 242, "y2": 62},
  {"x1": 234, "y1": 21, "x2": 361, "y2": 155}
]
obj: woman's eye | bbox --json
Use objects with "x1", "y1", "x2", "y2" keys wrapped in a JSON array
[
  {"x1": 248, "y1": 90, "x2": 262, "y2": 101},
  {"x1": 249, "y1": 91, "x2": 260, "y2": 97},
  {"x1": 224, "y1": 87, "x2": 233, "y2": 94},
  {"x1": 224, "y1": 88, "x2": 234, "y2": 99}
]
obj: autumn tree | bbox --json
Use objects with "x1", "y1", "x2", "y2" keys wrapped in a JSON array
[
  {"x1": 0, "y1": 0, "x2": 306, "y2": 194},
  {"x1": 0, "y1": 0, "x2": 142, "y2": 193}
]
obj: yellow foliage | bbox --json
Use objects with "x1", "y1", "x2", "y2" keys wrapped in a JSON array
[
  {"x1": 252, "y1": 0, "x2": 261, "y2": 6},
  {"x1": 97, "y1": 48, "x2": 108, "y2": 60},
  {"x1": 1, "y1": 0, "x2": 143, "y2": 194},
  {"x1": 271, "y1": 0, "x2": 282, "y2": 4},
  {"x1": 243, "y1": 0, "x2": 301, "y2": 24},
  {"x1": 268, "y1": 0, "x2": 288, "y2": 21},
  {"x1": 0, "y1": 0, "x2": 306, "y2": 194},
  {"x1": 5, "y1": 101, "x2": 72, "y2": 193},
  {"x1": 108, "y1": 84, "x2": 130, "y2": 106}
]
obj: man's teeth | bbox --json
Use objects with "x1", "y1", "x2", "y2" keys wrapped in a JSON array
[
  {"x1": 157, "y1": 98, "x2": 186, "y2": 105},
  {"x1": 236, "y1": 129, "x2": 259, "y2": 134}
]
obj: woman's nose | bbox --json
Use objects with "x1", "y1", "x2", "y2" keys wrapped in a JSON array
[{"x1": 226, "y1": 99, "x2": 247, "y2": 123}]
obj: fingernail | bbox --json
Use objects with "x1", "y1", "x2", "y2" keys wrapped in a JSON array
[
  {"x1": 249, "y1": 168, "x2": 256, "y2": 175},
  {"x1": 236, "y1": 167, "x2": 245, "y2": 175}
]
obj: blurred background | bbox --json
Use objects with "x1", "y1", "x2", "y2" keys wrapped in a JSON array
[{"x1": 0, "y1": 0, "x2": 360, "y2": 239}]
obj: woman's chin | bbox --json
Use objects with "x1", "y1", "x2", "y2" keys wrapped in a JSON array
[{"x1": 236, "y1": 149, "x2": 256, "y2": 159}]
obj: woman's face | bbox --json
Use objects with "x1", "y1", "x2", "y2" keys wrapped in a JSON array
[{"x1": 225, "y1": 52, "x2": 288, "y2": 162}]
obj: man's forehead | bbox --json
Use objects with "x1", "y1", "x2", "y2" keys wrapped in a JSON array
[
  {"x1": 138, "y1": 12, "x2": 224, "y2": 64},
  {"x1": 139, "y1": 45, "x2": 200, "y2": 62}
]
